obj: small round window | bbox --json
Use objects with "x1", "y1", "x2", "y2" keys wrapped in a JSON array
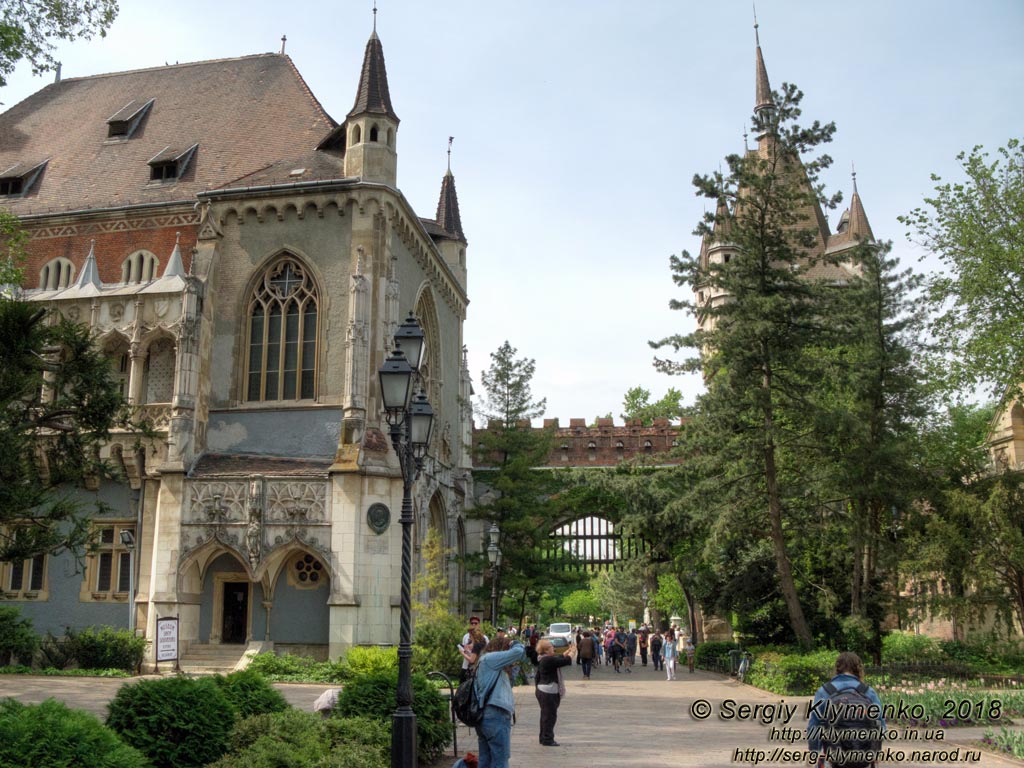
[{"x1": 289, "y1": 553, "x2": 325, "y2": 588}]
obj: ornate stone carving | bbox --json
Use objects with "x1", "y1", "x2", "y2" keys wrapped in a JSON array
[{"x1": 246, "y1": 476, "x2": 265, "y2": 570}]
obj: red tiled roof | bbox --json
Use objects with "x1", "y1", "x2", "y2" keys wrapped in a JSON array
[{"x1": 0, "y1": 54, "x2": 337, "y2": 216}]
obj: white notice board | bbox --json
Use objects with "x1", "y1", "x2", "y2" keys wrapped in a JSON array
[{"x1": 156, "y1": 617, "x2": 179, "y2": 661}]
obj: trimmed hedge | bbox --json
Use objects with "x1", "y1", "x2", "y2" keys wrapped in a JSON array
[
  {"x1": 106, "y1": 675, "x2": 236, "y2": 768},
  {"x1": 0, "y1": 699, "x2": 150, "y2": 768},
  {"x1": 69, "y1": 626, "x2": 146, "y2": 672}
]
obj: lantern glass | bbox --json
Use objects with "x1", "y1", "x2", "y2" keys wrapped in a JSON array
[
  {"x1": 394, "y1": 314, "x2": 425, "y2": 371},
  {"x1": 378, "y1": 350, "x2": 413, "y2": 412}
]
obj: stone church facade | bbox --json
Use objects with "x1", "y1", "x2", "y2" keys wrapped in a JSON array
[{"x1": 0, "y1": 24, "x2": 476, "y2": 662}]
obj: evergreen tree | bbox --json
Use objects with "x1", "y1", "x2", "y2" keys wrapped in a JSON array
[
  {"x1": 0, "y1": 298, "x2": 136, "y2": 561},
  {"x1": 651, "y1": 82, "x2": 840, "y2": 648},
  {"x1": 471, "y1": 341, "x2": 563, "y2": 625}
]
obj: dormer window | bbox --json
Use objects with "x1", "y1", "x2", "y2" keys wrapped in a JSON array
[
  {"x1": 106, "y1": 99, "x2": 153, "y2": 140},
  {"x1": 148, "y1": 144, "x2": 197, "y2": 183},
  {"x1": 0, "y1": 159, "x2": 47, "y2": 198}
]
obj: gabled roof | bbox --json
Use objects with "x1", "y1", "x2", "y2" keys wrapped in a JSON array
[
  {"x1": 347, "y1": 32, "x2": 399, "y2": 123},
  {"x1": 827, "y1": 180, "x2": 875, "y2": 254},
  {"x1": 0, "y1": 54, "x2": 336, "y2": 216}
]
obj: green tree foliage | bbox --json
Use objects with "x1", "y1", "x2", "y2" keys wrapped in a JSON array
[
  {"x1": 651, "y1": 82, "x2": 842, "y2": 648},
  {"x1": 620, "y1": 385, "x2": 685, "y2": 424},
  {"x1": 0, "y1": 605, "x2": 36, "y2": 665},
  {"x1": 0, "y1": 699, "x2": 150, "y2": 768},
  {"x1": 900, "y1": 139, "x2": 1024, "y2": 399},
  {"x1": 0, "y1": 0, "x2": 118, "y2": 87},
  {"x1": 472, "y1": 341, "x2": 567, "y2": 625},
  {"x1": 560, "y1": 588, "x2": 602, "y2": 622},
  {"x1": 0, "y1": 298, "x2": 136, "y2": 561},
  {"x1": 412, "y1": 526, "x2": 451, "y2": 622}
]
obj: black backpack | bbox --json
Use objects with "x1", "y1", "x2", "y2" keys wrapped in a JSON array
[
  {"x1": 452, "y1": 662, "x2": 500, "y2": 727},
  {"x1": 817, "y1": 681, "x2": 883, "y2": 768}
]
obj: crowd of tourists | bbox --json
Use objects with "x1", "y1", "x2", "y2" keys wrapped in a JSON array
[{"x1": 458, "y1": 619, "x2": 698, "y2": 768}]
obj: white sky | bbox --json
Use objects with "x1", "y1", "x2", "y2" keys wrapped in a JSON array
[{"x1": 2, "y1": 0, "x2": 1022, "y2": 424}]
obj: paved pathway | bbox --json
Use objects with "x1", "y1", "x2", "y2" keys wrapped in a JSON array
[{"x1": 2, "y1": 660, "x2": 1022, "y2": 767}]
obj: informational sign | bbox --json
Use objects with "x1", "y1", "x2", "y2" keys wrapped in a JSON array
[{"x1": 156, "y1": 616, "x2": 179, "y2": 662}]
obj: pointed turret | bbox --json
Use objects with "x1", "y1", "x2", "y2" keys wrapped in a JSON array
[
  {"x1": 72, "y1": 240, "x2": 102, "y2": 294},
  {"x1": 754, "y1": 17, "x2": 774, "y2": 118},
  {"x1": 827, "y1": 170, "x2": 875, "y2": 268},
  {"x1": 342, "y1": 22, "x2": 399, "y2": 186},
  {"x1": 164, "y1": 232, "x2": 186, "y2": 278},
  {"x1": 432, "y1": 146, "x2": 467, "y2": 287},
  {"x1": 436, "y1": 170, "x2": 465, "y2": 242}
]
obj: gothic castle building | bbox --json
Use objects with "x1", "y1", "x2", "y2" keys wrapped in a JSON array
[{"x1": 0, "y1": 22, "x2": 475, "y2": 664}]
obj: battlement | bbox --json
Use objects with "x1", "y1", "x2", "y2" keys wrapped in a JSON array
[{"x1": 474, "y1": 417, "x2": 684, "y2": 467}]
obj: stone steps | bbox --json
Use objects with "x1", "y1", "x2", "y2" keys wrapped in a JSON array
[{"x1": 178, "y1": 643, "x2": 247, "y2": 675}]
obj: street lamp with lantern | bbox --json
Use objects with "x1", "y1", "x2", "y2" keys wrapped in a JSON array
[
  {"x1": 378, "y1": 313, "x2": 433, "y2": 768},
  {"x1": 119, "y1": 530, "x2": 136, "y2": 633},
  {"x1": 487, "y1": 522, "x2": 502, "y2": 626}
]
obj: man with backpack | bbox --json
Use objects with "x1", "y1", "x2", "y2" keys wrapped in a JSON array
[{"x1": 807, "y1": 652, "x2": 885, "y2": 768}]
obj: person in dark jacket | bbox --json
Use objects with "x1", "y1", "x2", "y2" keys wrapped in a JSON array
[{"x1": 534, "y1": 638, "x2": 576, "y2": 746}]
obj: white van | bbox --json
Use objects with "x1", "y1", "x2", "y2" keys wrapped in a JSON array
[{"x1": 547, "y1": 622, "x2": 573, "y2": 642}]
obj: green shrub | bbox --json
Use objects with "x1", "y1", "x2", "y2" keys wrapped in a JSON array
[
  {"x1": 693, "y1": 640, "x2": 737, "y2": 667},
  {"x1": 342, "y1": 645, "x2": 398, "y2": 678},
  {"x1": 106, "y1": 675, "x2": 236, "y2": 768},
  {"x1": 0, "y1": 606, "x2": 38, "y2": 666},
  {"x1": 69, "y1": 626, "x2": 146, "y2": 671},
  {"x1": 210, "y1": 709, "x2": 325, "y2": 768},
  {"x1": 36, "y1": 631, "x2": 75, "y2": 669},
  {"x1": 336, "y1": 671, "x2": 450, "y2": 764},
  {"x1": 213, "y1": 669, "x2": 289, "y2": 718},
  {"x1": 940, "y1": 638, "x2": 1024, "y2": 673},
  {"x1": 750, "y1": 649, "x2": 837, "y2": 695},
  {"x1": 210, "y1": 710, "x2": 388, "y2": 768},
  {"x1": 0, "y1": 698, "x2": 150, "y2": 768},
  {"x1": 412, "y1": 613, "x2": 464, "y2": 678},
  {"x1": 245, "y1": 651, "x2": 345, "y2": 683},
  {"x1": 882, "y1": 631, "x2": 945, "y2": 663}
]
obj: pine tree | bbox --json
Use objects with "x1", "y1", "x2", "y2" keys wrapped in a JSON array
[
  {"x1": 471, "y1": 341, "x2": 563, "y2": 625},
  {"x1": 652, "y1": 82, "x2": 841, "y2": 649}
]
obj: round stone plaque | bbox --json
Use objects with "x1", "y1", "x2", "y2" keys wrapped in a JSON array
[{"x1": 367, "y1": 503, "x2": 391, "y2": 535}]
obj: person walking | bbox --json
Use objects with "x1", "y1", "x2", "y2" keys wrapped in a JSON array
[
  {"x1": 662, "y1": 628, "x2": 678, "y2": 680},
  {"x1": 638, "y1": 627, "x2": 649, "y2": 666},
  {"x1": 684, "y1": 636, "x2": 696, "y2": 673},
  {"x1": 534, "y1": 638, "x2": 576, "y2": 746},
  {"x1": 577, "y1": 630, "x2": 597, "y2": 679},
  {"x1": 624, "y1": 629, "x2": 637, "y2": 673},
  {"x1": 649, "y1": 628, "x2": 663, "y2": 672},
  {"x1": 474, "y1": 636, "x2": 526, "y2": 768}
]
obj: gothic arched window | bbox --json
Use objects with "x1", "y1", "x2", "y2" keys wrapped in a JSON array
[{"x1": 244, "y1": 257, "x2": 319, "y2": 401}]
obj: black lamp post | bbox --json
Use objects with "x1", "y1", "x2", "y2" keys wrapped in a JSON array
[
  {"x1": 378, "y1": 313, "x2": 433, "y2": 768},
  {"x1": 487, "y1": 522, "x2": 502, "y2": 626}
]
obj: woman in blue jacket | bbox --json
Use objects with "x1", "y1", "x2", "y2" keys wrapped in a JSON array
[{"x1": 473, "y1": 636, "x2": 526, "y2": 768}]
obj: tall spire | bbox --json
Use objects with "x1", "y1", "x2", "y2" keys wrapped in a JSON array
[
  {"x1": 847, "y1": 167, "x2": 874, "y2": 242},
  {"x1": 436, "y1": 147, "x2": 465, "y2": 242},
  {"x1": 347, "y1": 22, "x2": 399, "y2": 122},
  {"x1": 754, "y1": 10, "x2": 773, "y2": 117}
]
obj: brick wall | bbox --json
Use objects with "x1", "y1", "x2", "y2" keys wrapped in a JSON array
[{"x1": 474, "y1": 417, "x2": 684, "y2": 467}]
